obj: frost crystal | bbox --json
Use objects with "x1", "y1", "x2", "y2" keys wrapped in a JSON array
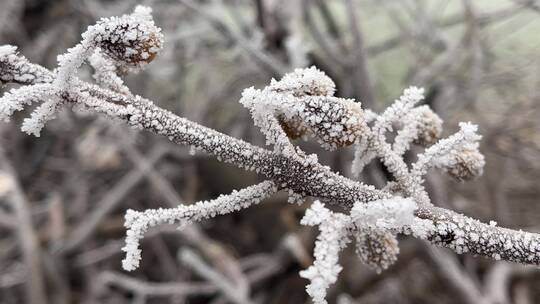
[
  {"x1": 21, "y1": 99, "x2": 62, "y2": 137},
  {"x1": 88, "y1": 51, "x2": 130, "y2": 95},
  {"x1": 374, "y1": 86, "x2": 425, "y2": 137},
  {"x1": 355, "y1": 231, "x2": 399, "y2": 273},
  {"x1": 83, "y1": 5, "x2": 163, "y2": 71},
  {"x1": 351, "y1": 197, "x2": 417, "y2": 232}
]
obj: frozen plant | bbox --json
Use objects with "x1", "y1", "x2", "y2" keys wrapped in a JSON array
[
  {"x1": 1, "y1": 7, "x2": 540, "y2": 304},
  {"x1": 0, "y1": 6, "x2": 163, "y2": 136}
]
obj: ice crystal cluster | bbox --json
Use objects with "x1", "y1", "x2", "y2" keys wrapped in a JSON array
[{"x1": 1, "y1": 7, "x2": 539, "y2": 304}]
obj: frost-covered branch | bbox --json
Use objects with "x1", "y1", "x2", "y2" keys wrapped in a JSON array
[
  {"x1": 1, "y1": 7, "x2": 540, "y2": 304},
  {"x1": 417, "y1": 206, "x2": 540, "y2": 266},
  {"x1": 0, "y1": 45, "x2": 53, "y2": 85},
  {"x1": 299, "y1": 201, "x2": 353, "y2": 304},
  {"x1": 122, "y1": 181, "x2": 277, "y2": 271},
  {"x1": 0, "y1": 44, "x2": 384, "y2": 206}
]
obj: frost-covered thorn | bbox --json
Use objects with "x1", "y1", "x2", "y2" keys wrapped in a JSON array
[{"x1": 373, "y1": 86, "x2": 425, "y2": 137}]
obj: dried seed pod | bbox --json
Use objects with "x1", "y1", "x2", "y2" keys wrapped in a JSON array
[
  {"x1": 446, "y1": 146, "x2": 485, "y2": 182},
  {"x1": 296, "y1": 96, "x2": 367, "y2": 149},
  {"x1": 86, "y1": 6, "x2": 164, "y2": 69},
  {"x1": 355, "y1": 231, "x2": 399, "y2": 273},
  {"x1": 241, "y1": 67, "x2": 367, "y2": 150},
  {"x1": 413, "y1": 106, "x2": 443, "y2": 146},
  {"x1": 277, "y1": 114, "x2": 307, "y2": 139}
]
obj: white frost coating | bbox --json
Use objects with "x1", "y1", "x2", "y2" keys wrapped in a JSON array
[
  {"x1": 0, "y1": 84, "x2": 54, "y2": 122},
  {"x1": 240, "y1": 87, "x2": 297, "y2": 155},
  {"x1": 300, "y1": 201, "x2": 352, "y2": 304},
  {"x1": 0, "y1": 45, "x2": 17, "y2": 57},
  {"x1": 121, "y1": 181, "x2": 277, "y2": 271},
  {"x1": 0, "y1": 45, "x2": 54, "y2": 85},
  {"x1": 392, "y1": 105, "x2": 443, "y2": 155},
  {"x1": 374, "y1": 86, "x2": 425, "y2": 137},
  {"x1": 351, "y1": 197, "x2": 417, "y2": 232},
  {"x1": 351, "y1": 136, "x2": 374, "y2": 178},
  {"x1": 268, "y1": 66, "x2": 335, "y2": 97},
  {"x1": 351, "y1": 87, "x2": 431, "y2": 179},
  {"x1": 350, "y1": 197, "x2": 417, "y2": 272},
  {"x1": 355, "y1": 231, "x2": 399, "y2": 273},
  {"x1": 88, "y1": 51, "x2": 131, "y2": 95},
  {"x1": 21, "y1": 99, "x2": 62, "y2": 137},
  {"x1": 56, "y1": 5, "x2": 163, "y2": 89}
]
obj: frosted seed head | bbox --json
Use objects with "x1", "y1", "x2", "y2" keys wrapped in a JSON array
[
  {"x1": 278, "y1": 114, "x2": 308, "y2": 139},
  {"x1": 89, "y1": 6, "x2": 163, "y2": 69},
  {"x1": 355, "y1": 232, "x2": 399, "y2": 273},
  {"x1": 298, "y1": 96, "x2": 367, "y2": 150},
  {"x1": 446, "y1": 146, "x2": 485, "y2": 182},
  {"x1": 413, "y1": 106, "x2": 443, "y2": 146}
]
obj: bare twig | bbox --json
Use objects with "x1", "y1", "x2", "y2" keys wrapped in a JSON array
[{"x1": 0, "y1": 145, "x2": 48, "y2": 304}]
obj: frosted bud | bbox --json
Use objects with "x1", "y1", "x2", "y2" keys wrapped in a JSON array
[
  {"x1": 269, "y1": 66, "x2": 336, "y2": 97},
  {"x1": 413, "y1": 106, "x2": 442, "y2": 146},
  {"x1": 446, "y1": 146, "x2": 485, "y2": 182},
  {"x1": 86, "y1": 6, "x2": 163, "y2": 69},
  {"x1": 278, "y1": 114, "x2": 307, "y2": 139},
  {"x1": 297, "y1": 96, "x2": 367, "y2": 149},
  {"x1": 355, "y1": 232, "x2": 399, "y2": 273}
]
